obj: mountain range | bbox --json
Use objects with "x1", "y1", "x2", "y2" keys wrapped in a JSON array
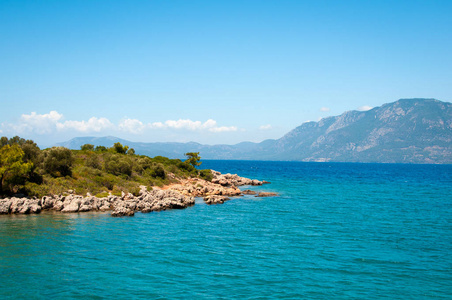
[{"x1": 57, "y1": 98, "x2": 452, "y2": 164}]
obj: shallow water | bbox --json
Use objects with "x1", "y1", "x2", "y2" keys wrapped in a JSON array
[{"x1": 1, "y1": 161, "x2": 451, "y2": 299}]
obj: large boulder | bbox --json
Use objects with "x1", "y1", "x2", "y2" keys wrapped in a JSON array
[
  {"x1": 111, "y1": 207, "x2": 134, "y2": 217},
  {"x1": 61, "y1": 195, "x2": 81, "y2": 213}
]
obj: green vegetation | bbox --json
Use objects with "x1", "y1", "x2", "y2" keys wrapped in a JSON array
[
  {"x1": 0, "y1": 136, "x2": 212, "y2": 198},
  {"x1": 184, "y1": 152, "x2": 202, "y2": 168}
]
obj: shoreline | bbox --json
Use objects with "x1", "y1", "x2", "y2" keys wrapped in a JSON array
[{"x1": 0, "y1": 170, "x2": 276, "y2": 217}]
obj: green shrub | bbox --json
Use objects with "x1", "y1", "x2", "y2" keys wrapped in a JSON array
[
  {"x1": 24, "y1": 182, "x2": 49, "y2": 198},
  {"x1": 95, "y1": 191, "x2": 109, "y2": 198},
  {"x1": 80, "y1": 144, "x2": 94, "y2": 151},
  {"x1": 86, "y1": 155, "x2": 102, "y2": 169},
  {"x1": 43, "y1": 147, "x2": 74, "y2": 177},
  {"x1": 112, "y1": 142, "x2": 129, "y2": 154},
  {"x1": 199, "y1": 169, "x2": 213, "y2": 181},
  {"x1": 104, "y1": 154, "x2": 133, "y2": 176},
  {"x1": 95, "y1": 146, "x2": 107, "y2": 152}
]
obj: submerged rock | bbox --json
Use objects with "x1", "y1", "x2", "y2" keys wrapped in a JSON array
[
  {"x1": 242, "y1": 190, "x2": 257, "y2": 195},
  {"x1": 255, "y1": 192, "x2": 278, "y2": 197}
]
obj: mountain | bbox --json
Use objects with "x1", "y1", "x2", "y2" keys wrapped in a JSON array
[{"x1": 57, "y1": 98, "x2": 452, "y2": 164}]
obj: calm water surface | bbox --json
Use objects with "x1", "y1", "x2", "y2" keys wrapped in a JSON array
[{"x1": 1, "y1": 161, "x2": 451, "y2": 299}]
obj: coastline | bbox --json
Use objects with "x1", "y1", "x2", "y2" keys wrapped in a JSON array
[{"x1": 0, "y1": 170, "x2": 275, "y2": 217}]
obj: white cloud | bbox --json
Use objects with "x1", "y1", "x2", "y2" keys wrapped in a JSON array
[
  {"x1": 17, "y1": 111, "x2": 63, "y2": 134},
  {"x1": 57, "y1": 117, "x2": 113, "y2": 132},
  {"x1": 147, "y1": 118, "x2": 236, "y2": 132},
  {"x1": 357, "y1": 105, "x2": 373, "y2": 111},
  {"x1": 118, "y1": 118, "x2": 146, "y2": 134},
  {"x1": 165, "y1": 119, "x2": 203, "y2": 130},
  {"x1": 1, "y1": 111, "x2": 238, "y2": 136},
  {"x1": 162, "y1": 119, "x2": 219, "y2": 131},
  {"x1": 209, "y1": 126, "x2": 238, "y2": 133},
  {"x1": 320, "y1": 107, "x2": 330, "y2": 112},
  {"x1": 259, "y1": 124, "x2": 272, "y2": 130},
  {"x1": 149, "y1": 122, "x2": 165, "y2": 129}
]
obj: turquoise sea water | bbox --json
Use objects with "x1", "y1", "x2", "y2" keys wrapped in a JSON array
[{"x1": 1, "y1": 161, "x2": 452, "y2": 299}]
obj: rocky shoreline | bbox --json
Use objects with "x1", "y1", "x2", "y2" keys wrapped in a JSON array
[{"x1": 0, "y1": 170, "x2": 277, "y2": 217}]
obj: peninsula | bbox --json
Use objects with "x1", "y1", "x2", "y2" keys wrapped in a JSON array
[{"x1": 0, "y1": 136, "x2": 274, "y2": 217}]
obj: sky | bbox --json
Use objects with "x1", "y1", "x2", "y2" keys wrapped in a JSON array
[{"x1": 1, "y1": 0, "x2": 451, "y2": 147}]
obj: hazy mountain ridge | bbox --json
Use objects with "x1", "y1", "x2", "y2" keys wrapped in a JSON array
[{"x1": 57, "y1": 99, "x2": 452, "y2": 164}]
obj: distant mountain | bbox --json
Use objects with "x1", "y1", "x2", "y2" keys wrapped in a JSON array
[{"x1": 57, "y1": 99, "x2": 452, "y2": 164}]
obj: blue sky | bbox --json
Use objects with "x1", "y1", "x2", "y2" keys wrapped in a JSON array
[{"x1": 1, "y1": 0, "x2": 451, "y2": 146}]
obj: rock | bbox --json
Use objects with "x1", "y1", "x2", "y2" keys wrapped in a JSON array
[
  {"x1": 78, "y1": 204, "x2": 92, "y2": 212},
  {"x1": 0, "y1": 199, "x2": 12, "y2": 214},
  {"x1": 256, "y1": 192, "x2": 278, "y2": 197},
  {"x1": 99, "y1": 204, "x2": 111, "y2": 211},
  {"x1": 53, "y1": 201, "x2": 63, "y2": 211},
  {"x1": 10, "y1": 197, "x2": 25, "y2": 213},
  {"x1": 61, "y1": 200, "x2": 80, "y2": 213},
  {"x1": 6, "y1": 198, "x2": 42, "y2": 214},
  {"x1": 41, "y1": 196, "x2": 55, "y2": 209},
  {"x1": 111, "y1": 207, "x2": 134, "y2": 217},
  {"x1": 210, "y1": 170, "x2": 264, "y2": 187},
  {"x1": 242, "y1": 190, "x2": 257, "y2": 195},
  {"x1": 29, "y1": 204, "x2": 41, "y2": 214},
  {"x1": 204, "y1": 195, "x2": 230, "y2": 205}
]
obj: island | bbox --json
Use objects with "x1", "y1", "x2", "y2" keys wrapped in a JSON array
[{"x1": 0, "y1": 136, "x2": 276, "y2": 217}]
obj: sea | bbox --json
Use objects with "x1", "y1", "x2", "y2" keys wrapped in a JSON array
[{"x1": 1, "y1": 160, "x2": 451, "y2": 299}]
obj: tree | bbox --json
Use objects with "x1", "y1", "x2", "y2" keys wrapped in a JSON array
[
  {"x1": 81, "y1": 144, "x2": 94, "y2": 151},
  {"x1": 184, "y1": 152, "x2": 202, "y2": 167},
  {"x1": 0, "y1": 136, "x2": 8, "y2": 147},
  {"x1": 112, "y1": 142, "x2": 129, "y2": 154},
  {"x1": 0, "y1": 145, "x2": 33, "y2": 194},
  {"x1": 43, "y1": 147, "x2": 74, "y2": 177}
]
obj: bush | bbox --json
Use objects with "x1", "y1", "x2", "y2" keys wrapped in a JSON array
[
  {"x1": 149, "y1": 164, "x2": 166, "y2": 179},
  {"x1": 95, "y1": 191, "x2": 109, "y2": 198},
  {"x1": 24, "y1": 182, "x2": 50, "y2": 198},
  {"x1": 43, "y1": 147, "x2": 74, "y2": 177},
  {"x1": 199, "y1": 169, "x2": 213, "y2": 181},
  {"x1": 95, "y1": 146, "x2": 107, "y2": 152},
  {"x1": 104, "y1": 154, "x2": 133, "y2": 176},
  {"x1": 177, "y1": 161, "x2": 196, "y2": 173},
  {"x1": 86, "y1": 155, "x2": 102, "y2": 170},
  {"x1": 81, "y1": 144, "x2": 94, "y2": 151}
]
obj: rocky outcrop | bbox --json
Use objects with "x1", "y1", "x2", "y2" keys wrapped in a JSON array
[
  {"x1": 166, "y1": 170, "x2": 266, "y2": 198},
  {"x1": 0, "y1": 171, "x2": 275, "y2": 216},
  {"x1": 0, "y1": 197, "x2": 41, "y2": 214},
  {"x1": 211, "y1": 171, "x2": 264, "y2": 186},
  {"x1": 0, "y1": 188, "x2": 194, "y2": 217}
]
